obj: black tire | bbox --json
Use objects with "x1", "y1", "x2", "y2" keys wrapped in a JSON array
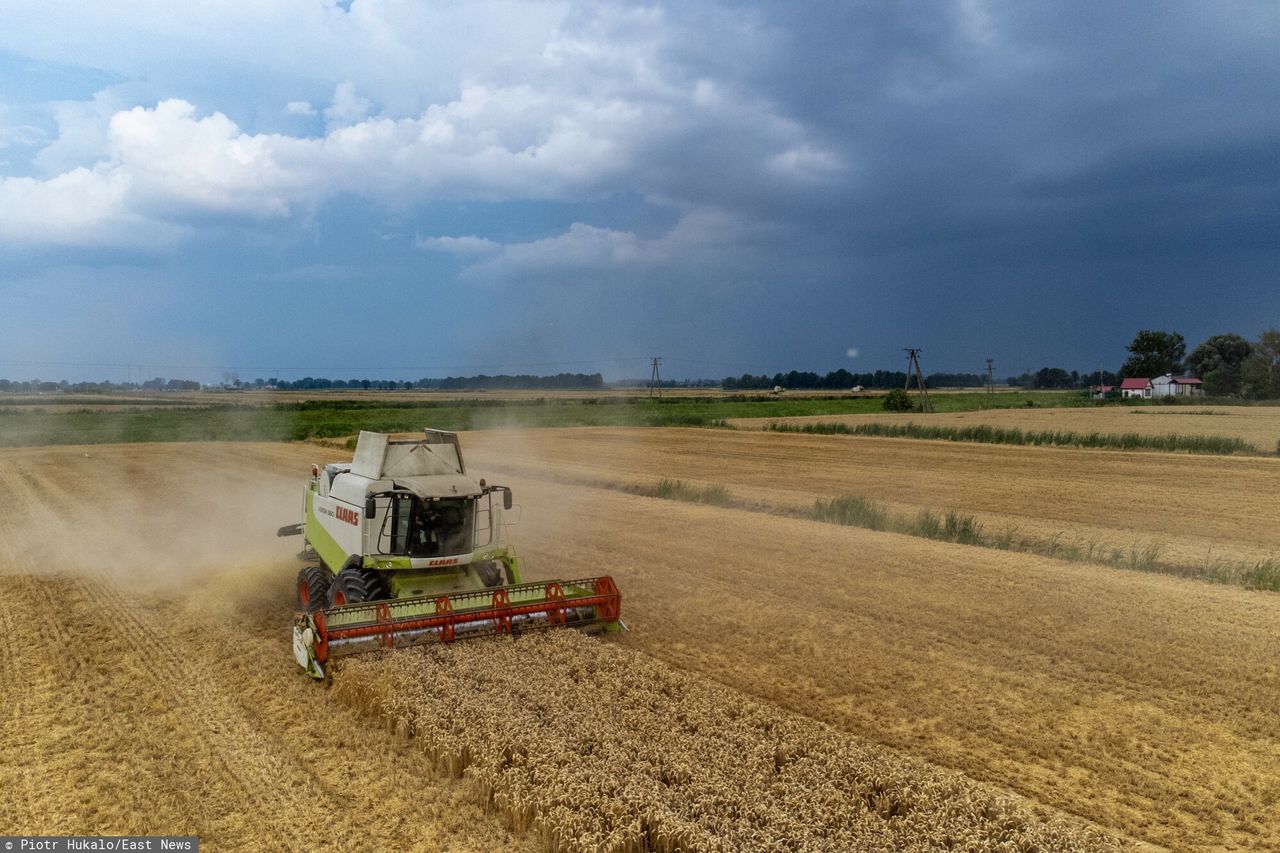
[
  {"x1": 362, "y1": 568, "x2": 390, "y2": 601},
  {"x1": 474, "y1": 560, "x2": 504, "y2": 588},
  {"x1": 327, "y1": 566, "x2": 384, "y2": 608},
  {"x1": 296, "y1": 566, "x2": 331, "y2": 613}
]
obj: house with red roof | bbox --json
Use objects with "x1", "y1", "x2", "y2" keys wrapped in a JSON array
[
  {"x1": 1150, "y1": 373, "x2": 1204, "y2": 397},
  {"x1": 1119, "y1": 377, "x2": 1150, "y2": 399}
]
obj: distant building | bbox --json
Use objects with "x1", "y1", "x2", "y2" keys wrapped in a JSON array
[
  {"x1": 1119, "y1": 377, "x2": 1151, "y2": 399},
  {"x1": 1091, "y1": 384, "x2": 1116, "y2": 399},
  {"x1": 1149, "y1": 374, "x2": 1204, "y2": 397}
]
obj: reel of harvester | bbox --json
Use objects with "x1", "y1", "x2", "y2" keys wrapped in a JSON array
[{"x1": 293, "y1": 576, "x2": 622, "y2": 679}]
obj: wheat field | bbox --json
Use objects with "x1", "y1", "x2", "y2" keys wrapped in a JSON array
[
  {"x1": 464, "y1": 425, "x2": 1280, "y2": 568},
  {"x1": 731, "y1": 404, "x2": 1280, "y2": 450},
  {"x1": 1, "y1": 434, "x2": 1277, "y2": 849}
]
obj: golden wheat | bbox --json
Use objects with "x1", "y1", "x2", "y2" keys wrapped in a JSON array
[{"x1": 333, "y1": 632, "x2": 1123, "y2": 852}]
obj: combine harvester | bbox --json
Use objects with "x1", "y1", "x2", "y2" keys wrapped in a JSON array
[{"x1": 279, "y1": 430, "x2": 623, "y2": 678}]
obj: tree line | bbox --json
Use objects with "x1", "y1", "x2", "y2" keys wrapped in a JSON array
[
  {"x1": 722, "y1": 370, "x2": 990, "y2": 391},
  {"x1": 0, "y1": 378, "x2": 201, "y2": 393},
  {"x1": 722, "y1": 327, "x2": 1280, "y2": 399},
  {"x1": 6, "y1": 328, "x2": 1278, "y2": 399},
  {"x1": 0, "y1": 373, "x2": 608, "y2": 393},
  {"x1": 286, "y1": 373, "x2": 606, "y2": 390}
]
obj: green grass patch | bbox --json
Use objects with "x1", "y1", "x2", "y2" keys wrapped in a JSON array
[
  {"x1": 771, "y1": 420, "x2": 1256, "y2": 455},
  {"x1": 0, "y1": 389, "x2": 1091, "y2": 448},
  {"x1": 813, "y1": 496, "x2": 891, "y2": 531},
  {"x1": 646, "y1": 479, "x2": 733, "y2": 507},
  {"x1": 1195, "y1": 556, "x2": 1280, "y2": 591},
  {"x1": 804, "y1": 492, "x2": 1280, "y2": 591},
  {"x1": 811, "y1": 496, "x2": 983, "y2": 545},
  {"x1": 1128, "y1": 408, "x2": 1228, "y2": 417},
  {"x1": 0, "y1": 400, "x2": 735, "y2": 448}
]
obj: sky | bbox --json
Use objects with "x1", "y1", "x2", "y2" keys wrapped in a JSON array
[{"x1": 0, "y1": 1, "x2": 1276, "y2": 383}]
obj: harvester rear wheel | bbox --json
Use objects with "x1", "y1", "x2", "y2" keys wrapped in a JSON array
[
  {"x1": 296, "y1": 566, "x2": 331, "y2": 613},
  {"x1": 327, "y1": 567, "x2": 382, "y2": 607}
]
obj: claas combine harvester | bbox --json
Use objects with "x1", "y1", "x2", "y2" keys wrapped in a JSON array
[{"x1": 279, "y1": 430, "x2": 623, "y2": 678}]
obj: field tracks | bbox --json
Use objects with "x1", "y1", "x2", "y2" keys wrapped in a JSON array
[
  {"x1": 0, "y1": 576, "x2": 49, "y2": 830},
  {"x1": 73, "y1": 573, "x2": 323, "y2": 848},
  {"x1": 478, "y1": 460, "x2": 1280, "y2": 592}
]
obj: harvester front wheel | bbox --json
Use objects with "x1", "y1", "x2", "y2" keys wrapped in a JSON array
[
  {"x1": 475, "y1": 560, "x2": 504, "y2": 588},
  {"x1": 296, "y1": 566, "x2": 331, "y2": 613},
  {"x1": 327, "y1": 567, "x2": 382, "y2": 608}
]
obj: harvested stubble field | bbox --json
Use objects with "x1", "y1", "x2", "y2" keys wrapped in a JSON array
[
  {"x1": 730, "y1": 404, "x2": 1280, "y2": 452},
  {"x1": 2, "y1": 435, "x2": 1278, "y2": 851},
  {"x1": 464, "y1": 426, "x2": 1280, "y2": 569},
  {"x1": 0, "y1": 442, "x2": 1118, "y2": 851}
]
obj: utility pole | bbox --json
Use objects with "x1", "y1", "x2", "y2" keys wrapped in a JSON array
[
  {"x1": 648, "y1": 357, "x2": 662, "y2": 399},
  {"x1": 904, "y1": 348, "x2": 933, "y2": 413},
  {"x1": 986, "y1": 358, "x2": 994, "y2": 397}
]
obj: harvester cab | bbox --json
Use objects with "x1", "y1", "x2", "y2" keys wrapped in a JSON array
[{"x1": 280, "y1": 430, "x2": 622, "y2": 678}]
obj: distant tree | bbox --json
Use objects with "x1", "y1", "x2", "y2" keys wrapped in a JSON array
[
  {"x1": 925, "y1": 372, "x2": 985, "y2": 387},
  {"x1": 1201, "y1": 367, "x2": 1238, "y2": 397},
  {"x1": 1241, "y1": 328, "x2": 1280, "y2": 400},
  {"x1": 1186, "y1": 333, "x2": 1251, "y2": 395},
  {"x1": 882, "y1": 388, "x2": 914, "y2": 411},
  {"x1": 1187, "y1": 333, "x2": 1251, "y2": 377},
  {"x1": 1032, "y1": 367, "x2": 1075, "y2": 389},
  {"x1": 1121, "y1": 330, "x2": 1186, "y2": 379}
]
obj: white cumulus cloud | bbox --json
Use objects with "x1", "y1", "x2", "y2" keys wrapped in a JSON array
[
  {"x1": 415, "y1": 234, "x2": 501, "y2": 255},
  {"x1": 0, "y1": 3, "x2": 849, "y2": 248},
  {"x1": 432, "y1": 208, "x2": 759, "y2": 280}
]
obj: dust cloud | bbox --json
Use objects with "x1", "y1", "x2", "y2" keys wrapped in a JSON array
[
  {"x1": 0, "y1": 441, "x2": 326, "y2": 602},
  {"x1": 461, "y1": 423, "x2": 666, "y2": 582}
]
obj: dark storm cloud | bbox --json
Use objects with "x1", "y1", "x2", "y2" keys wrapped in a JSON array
[{"x1": 616, "y1": 1, "x2": 1280, "y2": 371}]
